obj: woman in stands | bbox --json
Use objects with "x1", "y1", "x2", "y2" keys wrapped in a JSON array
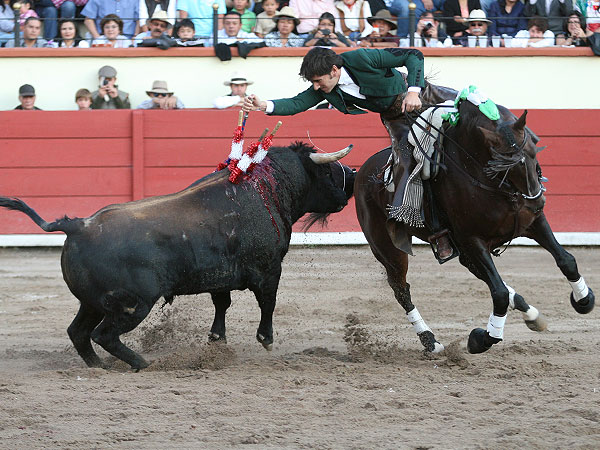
[
  {"x1": 51, "y1": 18, "x2": 90, "y2": 47},
  {"x1": 264, "y1": 6, "x2": 304, "y2": 47},
  {"x1": 556, "y1": 12, "x2": 592, "y2": 47},
  {"x1": 92, "y1": 14, "x2": 132, "y2": 48}
]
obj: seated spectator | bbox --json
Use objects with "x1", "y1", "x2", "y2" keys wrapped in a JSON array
[
  {"x1": 512, "y1": 16, "x2": 555, "y2": 47},
  {"x1": 14, "y1": 84, "x2": 42, "y2": 110},
  {"x1": 400, "y1": 10, "x2": 452, "y2": 47},
  {"x1": 455, "y1": 9, "x2": 491, "y2": 46},
  {"x1": 19, "y1": 0, "x2": 38, "y2": 29},
  {"x1": 289, "y1": 0, "x2": 338, "y2": 35},
  {"x1": 443, "y1": 0, "x2": 482, "y2": 38},
  {"x1": 389, "y1": 0, "x2": 444, "y2": 38},
  {"x1": 210, "y1": 11, "x2": 264, "y2": 60},
  {"x1": 0, "y1": 0, "x2": 16, "y2": 47},
  {"x1": 178, "y1": 0, "x2": 226, "y2": 40},
  {"x1": 304, "y1": 11, "x2": 351, "y2": 46},
  {"x1": 487, "y1": 0, "x2": 526, "y2": 37},
  {"x1": 335, "y1": 0, "x2": 373, "y2": 42},
  {"x1": 359, "y1": 9, "x2": 399, "y2": 47},
  {"x1": 265, "y1": 6, "x2": 304, "y2": 46},
  {"x1": 254, "y1": 0, "x2": 278, "y2": 38},
  {"x1": 575, "y1": 0, "x2": 600, "y2": 33},
  {"x1": 75, "y1": 88, "x2": 93, "y2": 110},
  {"x1": 6, "y1": 17, "x2": 47, "y2": 47},
  {"x1": 83, "y1": 0, "x2": 139, "y2": 40},
  {"x1": 556, "y1": 12, "x2": 592, "y2": 47},
  {"x1": 92, "y1": 14, "x2": 133, "y2": 47},
  {"x1": 232, "y1": 0, "x2": 257, "y2": 33},
  {"x1": 137, "y1": 80, "x2": 184, "y2": 109},
  {"x1": 35, "y1": 0, "x2": 78, "y2": 41},
  {"x1": 213, "y1": 71, "x2": 253, "y2": 109},
  {"x1": 139, "y1": 0, "x2": 176, "y2": 32},
  {"x1": 49, "y1": 18, "x2": 90, "y2": 47},
  {"x1": 91, "y1": 65, "x2": 131, "y2": 109},
  {"x1": 173, "y1": 18, "x2": 205, "y2": 46},
  {"x1": 524, "y1": 0, "x2": 572, "y2": 35},
  {"x1": 134, "y1": 10, "x2": 171, "y2": 44}
]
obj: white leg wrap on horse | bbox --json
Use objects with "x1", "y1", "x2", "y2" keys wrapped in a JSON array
[
  {"x1": 503, "y1": 282, "x2": 516, "y2": 310},
  {"x1": 486, "y1": 313, "x2": 507, "y2": 340},
  {"x1": 522, "y1": 305, "x2": 539, "y2": 322},
  {"x1": 570, "y1": 277, "x2": 589, "y2": 301},
  {"x1": 407, "y1": 308, "x2": 432, "y2": 335}
]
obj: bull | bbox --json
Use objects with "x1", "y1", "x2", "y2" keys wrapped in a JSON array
[{"x1": 0, "y1": 142, "x2": 355, "y2": 370}]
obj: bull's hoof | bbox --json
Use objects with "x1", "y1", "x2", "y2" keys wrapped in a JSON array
[
  {"x1": 525, "y1": 313, "x2": 548, "y2": 332},
  {"x1": 256, "y1": 333, "x2": 273, "y2": 351},
  {"x1": 208, "y1": 331, "x2": 227, "y2": 343},
  {"x1": 571, "y1": 288, "x2": 595, "y2": 315},
  {"x1": 418, "y1": 330, "x2": 444, "y2": 353},
  {"x1": 131, "y1": 357, "x2": 150, "y2": 371},
  {"x1": 467, "y1": 328, "x2": 501, "y2": 354}
]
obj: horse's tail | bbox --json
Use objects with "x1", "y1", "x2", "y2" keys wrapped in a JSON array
[{"x1": 0, "y1": 197, "x2": 79, "y2": 234}]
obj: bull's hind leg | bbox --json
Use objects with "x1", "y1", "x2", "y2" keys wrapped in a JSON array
[
  {"x1": 90, "y1": 291, "x2": 152, "y2": 370},
  {"x1": 526, "y1": 214, "x2": 595, "y2": 314},
  {"x1": 208, "y1": 292, "x2": 231, "y2": 343},
  {"x1": 67, "y1": 302, "x2": 104, "y2": 367}
]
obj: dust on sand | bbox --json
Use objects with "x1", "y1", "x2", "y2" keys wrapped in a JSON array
[{"x1": 0, "y1": 246, "x2": 599, "y2": 449}]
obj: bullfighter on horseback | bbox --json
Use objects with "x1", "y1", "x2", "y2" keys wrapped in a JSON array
[{"x1": 242, "y1": 46, "x2": 456, "y2": 259}]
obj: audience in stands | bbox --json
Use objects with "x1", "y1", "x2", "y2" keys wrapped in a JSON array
[
  {"x1": 443, "y1": 0, "x2": 482, "y2": 38},
  {"x1": 575, "y1": 0, "x2": 600, "y2": 33},
  {"x1": 213, "y1": 71, "x2": 253, "y2": 109},
  {"x1": 359, "y1": 9, "x2": 399, "y2": 46},
  {"x1": 389, "y1": 0, "x2": 444, "y2": 38},
  {"x1": 134, "y1": 10, "x2": 171, "y2": 44},
  {"x1": 6, "y1": 17, "x2": 47, "y2": 47},
  {"x1": 523, "y1": 0, "x2": 571, "y2": 34},
  {"x1": 49, "y1": 18, "x2": 90, "y2": 47},
  {"x1": 253, "y1": 0, "x2": 278, "y2": 37},
  {"x1": 19, "y1": 0, "x2": 38, "y2": 28},
  {"x1": 289, "y1": 0, "x2": 338, "y2": 35},
  {"x1": 0, "y1": 0, "x2": 16, "y2": 46},
  {"x1": 264, "y1": 6, "x2": 304, "y2": 46},
  {"x1": 91, "y1": 65, "x2": 131, "y2": 109},
  {"x1": 14, "y1": 84, "x2": 42, "y2": 110},
  {"x1": 139, "y1": 0, "x2": 176, "y2": 32},
  {"x1": 211, "y1": 11, "x2": 264, "y2": 59},
  {"x1": 83, "y1": 0, "x2": 139, "y2": 39},
  {"x1": 400, "y1": 10, "x2": 452, "y2": 46},
  {"x1": 512, "y1": 16, "x2": 555, "y2": 46},
  {"x1": 232, "y1": 0, "x2": 256, "y2": 32},
  {"x1": 35, "y1": 0, "x2": 79, "y2": 41},
  {"x1": 304, "y1": 11, "x2": 351, "y2": 46},
  {"x1": 137, "y1": 80, "x2": 184, "y2": 109},
  {"x1": 487, "y1": 0, "x2": 526, "y2": 37},
  {"x1": 455, "y1": 9, "x2": 491, "y2": 46},
  {"x1": 75, "y1": 88, "x2": 93, "y2": 110},
  {"x1": 178, "y1": 0, "x2": 226, "y2": 39},
  {"x1": 92, "y1": 14, "x2": 133, "y2": 47},
  {"x1": 335, "y1": 0, "x2": 373, "y2": 41},
  {"x1": 173, "y1": 18, "x2": 205, "y2": 45},
  {"x1": 556, "y1": 11, "x2": 592, "y2": 46}
]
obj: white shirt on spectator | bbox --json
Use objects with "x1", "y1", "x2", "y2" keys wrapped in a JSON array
[
  {"x1": 205, "y1": 28, "x2": 262, "y2": 46},
  {"x1": 92, "y1": 35, "x2": 133, "y2": 48},
  {"x1": 511, "y1": 29, "x2": 555, "y2": 47}
]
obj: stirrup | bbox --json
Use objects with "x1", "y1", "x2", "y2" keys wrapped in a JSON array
[{"x1": 428, "y1": 229, "x2": 459, "y2": 264}]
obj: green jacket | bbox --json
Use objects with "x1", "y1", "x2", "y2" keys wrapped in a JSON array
[{"x1": 271, "y1": 48, "x2": 425, "y2": 116}]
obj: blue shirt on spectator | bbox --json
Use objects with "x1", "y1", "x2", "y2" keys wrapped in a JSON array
[
  {"x1": 82, "y1": 0, "x2": 139, "y2": 38},
  {"x1": 487, "y1": 0, "x2": 527, "y2": 37},
  {"x1": 177, "y1": 0, "x2": 226, "y2": 39}
]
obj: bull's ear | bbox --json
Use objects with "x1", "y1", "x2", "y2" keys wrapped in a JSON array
[
  {"x1": 513, "y1": 110, "x2": 527, "y2": 131},
  {"x1": 478, "y1": 126, "x2": 502, "y2": 148}
]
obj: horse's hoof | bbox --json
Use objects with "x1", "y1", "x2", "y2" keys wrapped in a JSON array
[
  {"x1": 571, "y1": 288, "x2": 595, "y2": 314},
  {"x1": 208, "y1": 331, "x2": 227, "y2": 343},
  {"x1": 431, "y1": 342, "x2": 445, "y2": 353},
  {"x1": 418, "y1": 330, "x2": 444, "y2": 353},
  {"x1": 256, "y1": 333, "x2": 273, "y2": 351},
  {"x1": 467, "y1": 328, "x2": 501, "y2": 354},
  {"x1": 525, "y1": 313, "x2": 548, "y2": 332}
]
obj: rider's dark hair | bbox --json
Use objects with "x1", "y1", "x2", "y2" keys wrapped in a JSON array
[{"x1": 299, "y1": 47, "x2": 344, "y2": 81}]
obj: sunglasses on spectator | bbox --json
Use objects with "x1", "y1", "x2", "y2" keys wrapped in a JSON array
[
  {"x1": 470, "y1": 22, "x2": 486, "y2": 26},
  {"x1": 151, "y1": 93, "x2": 169, "y2": 98}
]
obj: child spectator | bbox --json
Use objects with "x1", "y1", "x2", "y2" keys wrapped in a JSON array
[
  {"x1": 19, "y1": 0, "x2": 39, "y2": 29},
  {"x1": 49, "y1": 18, "x2": 90, "y2": 47},
  {"x1": 254, "y1": 0, "x2": 278, "y2": 38},
  {"x1": 178, "y1": 0, "x2": 226, "y2": 39},
  {"x1": 232, "y1": 0, "x2": 257, "y2": 33},
  {"x1": 14, "y1": 84, "x2": 42, "y2": 110},
  {"x1": 75, "y1": 89, "x2": 93, "y2": 110},
  {"x1": 137, "y1": 80, "x2": 185, "y2": 109},
  {"x1": 304, "y1": 11, "x2": 351, "y2": 47},
  {"x1": 359, "y1": 9, "x2": 399, "y2": 47},
  {"x1": 487, "y1": 0, "x2": 527, "y2": 37},
  {"x1": 335, "y1": 0, "x2": 373, "y2": 42},
  {"x1": 556, "y1": 11, "x2": 592, "y2": 46},
  {"x1": 173, "y1": 18, "x2": 205, "y2": 46},
  {"x1": 575, "y1": 0, "x2": 600, "y2": 33},
  {"x1": 92, "y1": 14, "x2": 133, "y2": 48},
  {"x1": 512, "y1": 16, "x2": 555, "y2": 47},
  {"x1": 265, "y1": 6, "x2": 304, "y2": 46}
]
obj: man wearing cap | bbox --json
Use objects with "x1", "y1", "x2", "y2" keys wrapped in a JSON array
[
  {"x1": 14, "y1": 84, "x2": 42, "y2": 110},
  {"x1": 91, "y1": 65, "x2": 131, "y2": 110},
  {"x1": 213, "y1": 72, "x2": 253, "y2": 109},
  {"x1": 134, "y1": 10, "x2": 174, "y2": 47},
  {"x1": 136, "y1": 81, "x2": 184, "y2": 109},
  {"x1": 5, "y1": 17, "x2": 47, "y2": 48}
]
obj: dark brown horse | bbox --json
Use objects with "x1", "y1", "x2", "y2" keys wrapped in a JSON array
[{"x1": 355, "y1": 100, "x2": 595, "y2": 354}]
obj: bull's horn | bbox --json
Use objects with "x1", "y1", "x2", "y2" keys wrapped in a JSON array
[{"x1": 309, "y1": 145, "x2": 353, "y2": 164}]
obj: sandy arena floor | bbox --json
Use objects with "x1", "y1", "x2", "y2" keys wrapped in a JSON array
[{"x1": 0, "y1": 245, "x2": 598, "y2": 449}]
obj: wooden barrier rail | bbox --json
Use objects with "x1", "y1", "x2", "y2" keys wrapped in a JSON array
[{"x1": 0, "y1": 108, "x2": 598, "y2": 235}]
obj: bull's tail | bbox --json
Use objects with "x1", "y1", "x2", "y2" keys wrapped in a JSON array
[{"x1": 0, "y1": 197, "x2": 78, "y2": 234}]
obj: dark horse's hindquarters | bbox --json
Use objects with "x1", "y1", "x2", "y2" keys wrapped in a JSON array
[{"x1": 355, "y1": 100, "x2": 594, "y2": 355}]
